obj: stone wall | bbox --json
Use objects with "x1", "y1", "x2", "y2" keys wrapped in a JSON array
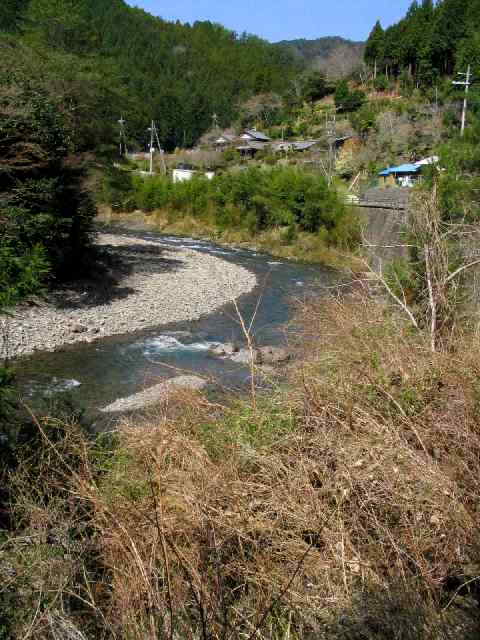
[{"x1": 358, "y1": 188, "x2": 410, "y2": 271}]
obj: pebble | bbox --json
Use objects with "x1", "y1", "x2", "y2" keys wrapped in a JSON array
[{"x1": 1, "y1": 234, "x2": 257, "y2": 359}]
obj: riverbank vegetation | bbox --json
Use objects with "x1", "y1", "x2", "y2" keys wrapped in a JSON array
[{"x1": 100, "y1": 165, "x2": 360, "y2": 264}]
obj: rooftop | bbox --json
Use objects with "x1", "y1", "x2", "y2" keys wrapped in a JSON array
[{"x1": 243, "y1": 129, "x2": 271, "y2": 142}]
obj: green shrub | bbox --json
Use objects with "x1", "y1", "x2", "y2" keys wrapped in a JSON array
[
  {"x1": 115, "y1": 165, "x2": 358, "y2": 250},
  {"x1": 0, "y1": 244, "x2": 49, "y2": 309}
]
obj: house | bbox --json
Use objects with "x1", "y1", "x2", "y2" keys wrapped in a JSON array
[
  {"x1": 333, "y1": 136, "x2": 362, "y2": 151},
  {"x1": 128, "y1": 152, "x2": 149, "y2": 161},
  {"x1": 378, "y1": 156, "x2": 439, "y2": 188},
  {"x1": 272, "y1": 140, "x2": 318, "y2": 153},
  {"x1": 240, "y1": 129, "x2": 271, "y2": 143},
  {"x1": 379, "y1": 163, "x2": 421, "y2": 187},
  {"x1": 272, "y1": 141, "x2": 294, "y2": 153},
  {"x1": 414, "y1": 155, "x2": 439, "y2": 167}
]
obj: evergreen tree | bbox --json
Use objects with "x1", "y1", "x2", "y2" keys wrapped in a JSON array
[
  {"x1": 365, "y1": 0, "x2": 478, "y2": 84},
  {"x1": 301, "y1": 72, "x2": 332, "y2": 103},
  {"x1": 0, "y1": 78, "x2": 96, "y2": 299},
  {"x1": 430, "y1": 0, "x2": 469, "y2": 74},
  {"x1": 365, "y1": 20, "x2": 385, "y2": 74}
]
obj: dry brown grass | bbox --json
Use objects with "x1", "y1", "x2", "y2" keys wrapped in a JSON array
[{"x1": 4, "y1": 294, "x2": 480, "y2": 638}]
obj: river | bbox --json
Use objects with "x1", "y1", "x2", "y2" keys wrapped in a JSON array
[{"x1": 16, "y1": 228, "x2": 338, "y2": 418}]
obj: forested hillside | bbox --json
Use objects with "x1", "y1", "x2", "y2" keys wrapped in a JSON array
[
  {"x1": 365, "y1": 0, "x2": 480, "y2": 83},
  {"x1": 279, "y1": 36, "x2": 364, "y2": 77},
  {"x1": 1, "y1": 0, "x2": 297, "y2": 151}
]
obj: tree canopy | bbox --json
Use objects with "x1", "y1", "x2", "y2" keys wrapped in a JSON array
[
  {"x1": 365, "y1": 0, "x2": 480, "y2": 84},
  {"x1": 0, "y1": 0, "x2": 298, "y2": 152}
]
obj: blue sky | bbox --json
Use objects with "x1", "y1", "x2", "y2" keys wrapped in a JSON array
[{"x1": 126, "y1": 0, "x2": 413, "y2": 42}]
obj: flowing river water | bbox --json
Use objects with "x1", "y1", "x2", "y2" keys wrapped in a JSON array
[{"x1": 16, "y1": 227, "x2": 338, "y2": 419}]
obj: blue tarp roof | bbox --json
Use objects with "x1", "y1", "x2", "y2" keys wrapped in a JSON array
[{"x1": 379, "y1": 163, "x2": 421, "y2": 176}]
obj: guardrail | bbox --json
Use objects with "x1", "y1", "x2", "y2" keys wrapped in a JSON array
[{"x1": 355, "y1": 200, "x2": 407, "y2": 210}]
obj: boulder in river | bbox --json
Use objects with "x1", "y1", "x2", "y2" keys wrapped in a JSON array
[
  {"x1": 230, "y1": 348, "x2": 261, "y2": 365},
  {"x1": 101, "y1": 375, "x2": 209, "y2": 414},
  {"x1": 209, "y1": 342, "x2": 240, "y2": 357},
  {"x1": 257, "y1": 346, "x2": 291, "y2": 364},
  {"x1": 210, "y1": 344, "x2": 290, "y2": 365}
]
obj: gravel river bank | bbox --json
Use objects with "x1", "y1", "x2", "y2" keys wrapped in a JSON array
[{"x1": 1, "y1": 233, "x2": 257, "y2": 359}]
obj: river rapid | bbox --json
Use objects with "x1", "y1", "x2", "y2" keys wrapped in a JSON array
[{"x1": 16, "y1": 227, "x2": 338, "y2": 418}]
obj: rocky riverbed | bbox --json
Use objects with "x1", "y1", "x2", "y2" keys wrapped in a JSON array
[{"x1": 1, "y1": 234, "x2": 257, "y2": 359}]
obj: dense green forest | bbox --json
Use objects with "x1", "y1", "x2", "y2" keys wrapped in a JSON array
[
  {"x1": 365, "y1": 0, "x2": 480, "y2": 83},
  {"x1": 1, "y1": 0, "x2": 297, "y2": 151}
]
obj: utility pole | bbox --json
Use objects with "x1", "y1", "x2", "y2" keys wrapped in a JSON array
[
  {"x1": 118, "y1": 116, "x2": 128, "y2": 156},
  {"x1": 148, "y1": 120, "x2": 155, "y2": 174},
  {"x1": 212, "y1": 113, "x2": 219, "y2": 129},
  {"x1": 453, "y1": 65, "x2": 472, "y2": 136},
  {"x1": 147, "y1": 120, "x2": 166, "y2": 175},
  {"x1": 325, "y1": 110, "x2": 337, "y2": 186}
]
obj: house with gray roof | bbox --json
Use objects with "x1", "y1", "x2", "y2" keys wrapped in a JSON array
[
  {"x1": 272, "y1": 140, "x2": 319, "y2": 153},
  {"x1": 240, "y1": 129, "x2": 271, "y2": 143}
]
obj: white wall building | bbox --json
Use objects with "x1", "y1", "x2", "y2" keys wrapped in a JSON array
[{"x1": 172, "y1": 168, "x2": 215, "y2": 183}]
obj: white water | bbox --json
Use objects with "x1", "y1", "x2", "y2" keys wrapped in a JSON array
[
  {"x1": 26, "y1": 377, "x2": 82, "y2": 397},
  {"x1": 142, "y1": 335, "x2": 218, "y2": 356}
]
